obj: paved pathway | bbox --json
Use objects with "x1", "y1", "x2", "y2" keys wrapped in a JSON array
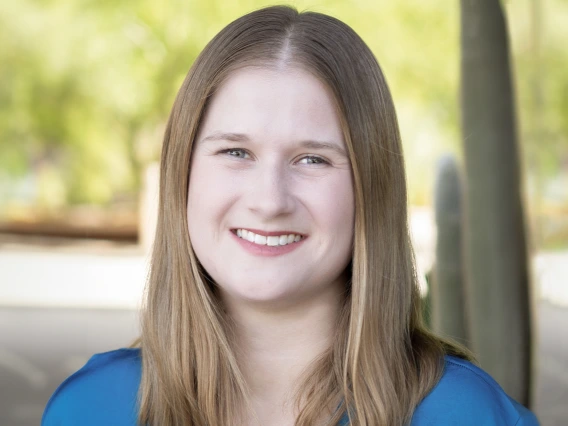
[
  {"x1": 0, "y1": 308, "x2": 138, "y2": 426},
  {"x1": 533, "y1": 302, "x2": 568, "y2": 426}
]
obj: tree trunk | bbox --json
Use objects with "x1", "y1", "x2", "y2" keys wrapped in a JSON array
[{"x1": 460, "y1": 0, "x2": 533, "y2": 406}]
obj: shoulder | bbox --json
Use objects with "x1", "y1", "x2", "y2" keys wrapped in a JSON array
[
  {"x1": 411, "y1": 356, "x2": 539, "y2": 426},
  {"x1": 42, "y1": 348, "x2": 141, "y2": 426}
]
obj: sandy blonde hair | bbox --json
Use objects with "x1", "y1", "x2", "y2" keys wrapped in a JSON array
[{"x1": 138, "y1": 5, "x2": 471, "y2": 426}]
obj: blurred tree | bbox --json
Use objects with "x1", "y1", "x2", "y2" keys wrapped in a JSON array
[
  {"x1": 506, "y1": 0, "x2": 568, "y2": 249},
  {"x1": 0, "y1": 0, "x2": 205, "y2": 207},
  {"x1": 0, "y1": 0, "x2": 464, "y2": 211},
  {"x1": 460, "y1": 0, "x2": 532, "y2": 406},
  {"x1": 0, "y1": 0, "x2": 565, "y2": 229}
]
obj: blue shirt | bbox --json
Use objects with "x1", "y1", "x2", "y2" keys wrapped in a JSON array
[{"x1": 42, "y1": 348, "x2": 539, "y2": 425}]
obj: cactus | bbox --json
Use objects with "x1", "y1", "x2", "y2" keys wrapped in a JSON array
[
  {"x1": 431, "y1": 154, "x2": 468, "y2": 346},
  {"x1": 459, "y1": 0, "x2": 533, "y2": 406}
]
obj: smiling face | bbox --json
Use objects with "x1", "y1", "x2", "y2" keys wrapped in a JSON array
[{"x1": 187, "y1": 66, "x2": 354, "y2": 310}]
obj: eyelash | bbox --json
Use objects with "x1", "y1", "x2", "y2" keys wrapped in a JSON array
[{"x1": 218, "y1": 148, "x2": 330, "y2": 165}]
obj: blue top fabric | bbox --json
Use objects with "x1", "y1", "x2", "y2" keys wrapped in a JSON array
[{"x1": 42, "y1": 348, "x2": 539, "y2": 425}]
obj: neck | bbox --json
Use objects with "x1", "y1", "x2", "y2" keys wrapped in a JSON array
[{"x1": 223, "y1": 284, "x2": 344, "y2": 423}]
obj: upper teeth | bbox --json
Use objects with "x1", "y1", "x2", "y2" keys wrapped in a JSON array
[{"x1": 236, "y1": 229, "x2": 303, "y2": 246}]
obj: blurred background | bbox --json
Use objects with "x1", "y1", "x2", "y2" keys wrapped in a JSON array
[{"x1": 0, "y1": 1, "x2": 566, "y2": 425}]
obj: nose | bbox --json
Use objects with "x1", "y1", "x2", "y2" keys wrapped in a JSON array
[{"x1": 247, "y1": 161, "x2": 295, "y2": 219}]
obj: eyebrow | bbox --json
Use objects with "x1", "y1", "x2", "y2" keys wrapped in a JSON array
[{"x1": 201, "y1": 132, "x2": 347, "y2": 157}]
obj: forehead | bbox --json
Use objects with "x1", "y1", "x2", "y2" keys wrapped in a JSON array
[{"x1": 197, "y1": 66, "x2": 345, "y2": 146}]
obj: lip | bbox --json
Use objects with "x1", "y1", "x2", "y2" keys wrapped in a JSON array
[{"x1": 229, "y1": 230, "x2": 306, "y2": 257}]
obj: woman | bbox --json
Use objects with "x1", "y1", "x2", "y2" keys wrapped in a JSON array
[{"x1": 42, "y1": 5, "x2": 539, "y2": 426}]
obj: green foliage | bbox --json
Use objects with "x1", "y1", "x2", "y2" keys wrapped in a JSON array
[{"x1": 0, "y1": 0, "x2": 565, "y2": 214}]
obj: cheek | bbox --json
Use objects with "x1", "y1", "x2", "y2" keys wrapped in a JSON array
[
  {"x1": 187, "y1": 162, "x2": 219, "y2": 236},
  {"x1": 187, "y1": 163, "x2": 225, "y2": 278},
  {"x1": 187, "y1": 160, "x2": 241, "y2": 238},
  {"x1": 313, "y1": 172, "x2": 355, "y2": 232},
  {"x1": 188, "y1": 160, "x2": 224, "y2": 210}
]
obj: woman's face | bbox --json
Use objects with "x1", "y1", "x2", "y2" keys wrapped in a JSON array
[{"x1": 187, "y1": 66, "x2": 354, "y2": 309}]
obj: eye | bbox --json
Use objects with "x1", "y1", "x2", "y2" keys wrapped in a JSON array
[
  {"x1": 297, "y1": 155, "x2": 329, "y2": 165},
  {"x1": 219, "y1": 148, "x2": 250, "y2": 159}
]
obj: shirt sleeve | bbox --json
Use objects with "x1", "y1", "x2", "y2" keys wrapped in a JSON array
[
  {"x1": 411, "y1": 357, "x2": 540, "y2": 426},
  {"x1": 42, "y1": 348, "x2": 141, "y2": 426},
  {"x1": 41, "y1": 356, "x2": 98, "y2": 426},
  {"x1": 511, "y1": 399, "x2": 540, "y2": 426}
]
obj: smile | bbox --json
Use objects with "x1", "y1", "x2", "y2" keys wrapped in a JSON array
[{"x1": 233, "y1": 229, "x2": 304, "y2": 246}]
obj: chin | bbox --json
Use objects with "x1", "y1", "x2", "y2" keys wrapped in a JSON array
[{"x1": 218, "y1": 279, "x2": 303, "y2": 306}]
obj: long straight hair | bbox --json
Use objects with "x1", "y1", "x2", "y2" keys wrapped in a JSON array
[{"x1": 138, "y1": 5, "x2": 471, "y2": 426}]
